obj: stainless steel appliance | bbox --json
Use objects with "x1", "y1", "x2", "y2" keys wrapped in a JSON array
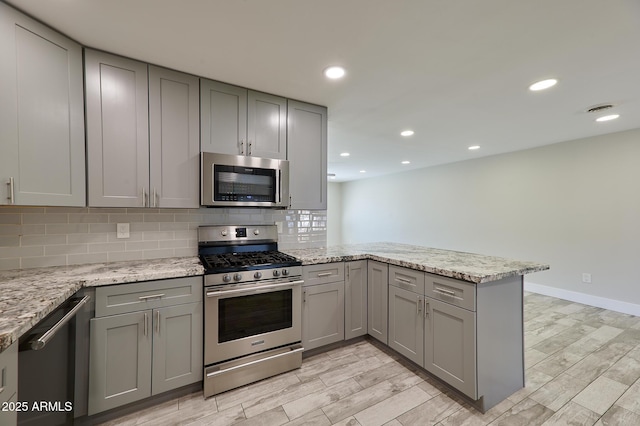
[
  {"x1": 199, "y1": 225, "x2": 303, "y2": 397},
  {"x1": 201, "y1": 152, "x2": 289, "y2": 208}
]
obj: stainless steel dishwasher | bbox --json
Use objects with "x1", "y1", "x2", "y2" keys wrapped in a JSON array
[{"x1": 18, "y1": 293, "x2": 90, "y2": 426}]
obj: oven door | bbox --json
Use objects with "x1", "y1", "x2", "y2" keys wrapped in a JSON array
[{"x1": 204, "y1": 279, "x2": 302, "y2": 365}]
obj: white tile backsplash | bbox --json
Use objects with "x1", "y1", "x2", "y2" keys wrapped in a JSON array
[{"x1": 0, "y1": 206, "x2": 327, "y2": 270}]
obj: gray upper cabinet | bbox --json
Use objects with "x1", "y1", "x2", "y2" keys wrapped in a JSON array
[
  {"x1": 85, "y1": 50, "x2": 149, "y2": 208},
  {"x1": 201, "y1": 79, "x2": 287, "y2": 159},
  {"x1": 287, "y1": 100, "x2": 327, "y2": 210},
  {"x1": 149, "y1": 66, "x2": 200, "y2": 208},
  {"x1": 0, "y1": 2, "x2": 85, "y2": 207},
  {"x1": 86, "y1": 50, "x2": 199, "y2": 208}
]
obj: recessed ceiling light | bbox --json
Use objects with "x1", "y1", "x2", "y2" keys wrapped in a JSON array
[
  {"x1": 529, "y1": 79, "x2": 558, "y2": 91},
  {"x1": 359, "y1": 170, "x2": 366, "y2": 173},
  {"x1": 400, "y1": 130, "x2": 414, "y2": 137},
  {"x1": 324, "y1": 66, "x2": 346, "y2": 79},
  {"x1": 401, "y1": 161, "x2": 410, "y2": 164},
  {"x1": 468, "y1": 145, "x2": 480, "y2": 150},
  {"x1": 340, "y1": 152, "x2": 350, "y2": 157},
  {"x1": 596, "y1": 114, "x2": 620, "y2": 122}
]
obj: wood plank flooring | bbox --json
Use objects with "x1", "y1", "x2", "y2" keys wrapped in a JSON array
[{"x1": 98, "y1": 292, "x2": 640, "y2": 425}]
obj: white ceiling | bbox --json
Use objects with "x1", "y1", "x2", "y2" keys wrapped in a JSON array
[{"x1": 7, "y1": 0, "x2": 640, "y2": 182}]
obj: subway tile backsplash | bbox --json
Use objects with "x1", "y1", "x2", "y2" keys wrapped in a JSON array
[{"x1": 0, "y1": 206, "x2": 327, "y2": 271}]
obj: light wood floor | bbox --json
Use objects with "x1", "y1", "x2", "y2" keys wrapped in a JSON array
[{"x1": 99, "y1": 292, "x2": 640, "y2": 425}]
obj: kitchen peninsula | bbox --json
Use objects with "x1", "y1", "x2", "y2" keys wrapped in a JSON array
[{"x1": 0, "y1": 243, "x2": 547, "y2": 421}]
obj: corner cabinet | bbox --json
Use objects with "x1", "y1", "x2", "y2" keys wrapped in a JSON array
[
  {"x1": 200, "y1": 79, "x2": 287, "y2": 159},
  {"x1": 88, "y1": 277, "x2": 202, "y2": 415},
  {"x1": 85, "y1": 50, "x2": 199, "y2": 208},
  {"x1": 302, "y1": 263, "x2": 345, "y2": 350},
  {"x1": 287, "y1": 101, "x2": 328, "y2": 210},
  {"x1": 0, "y1": 2, "x2": 85, "y2": 206}
]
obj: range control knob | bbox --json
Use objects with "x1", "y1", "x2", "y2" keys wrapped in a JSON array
[
  {"x1": 220, "y1": 229, "x2": 228, "y2": 237},
  {"x1": 273, "y1": 270, "x2": 280, "y2": 277},
  {"x1": 253, "y1": 229, "x2": 260, "y2": 236},
  {"x1": 254, "y1": 272, "x2": 262, "y2": 279},
  {"x1": 222, "y1": 274, "x2": 232, "y2": 283},
  {"x1": 282, "y1": 269, "x2": 289, "y2": 276},
  {"x1": 233, "y1": 273, "x2": 242, "y2": 281}
]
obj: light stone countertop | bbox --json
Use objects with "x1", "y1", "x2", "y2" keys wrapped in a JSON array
[
  {"x1": 0, "y1": 257, "x2": 204, "y2": 352},
  {"x1": 282, "y1": 242, "x2": 549, "y2": 284},
  {"x1": 0, "y1": 243, "x2": 548, "y2": 353}
]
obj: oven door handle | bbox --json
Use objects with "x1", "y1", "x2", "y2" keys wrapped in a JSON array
[{"x1": 206, "y1": 279, "x2": 304, "y2": 298}]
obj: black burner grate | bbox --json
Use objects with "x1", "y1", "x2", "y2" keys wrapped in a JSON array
[{"x1": 200, "y1": 250, "x2": 300, "y2": 272}]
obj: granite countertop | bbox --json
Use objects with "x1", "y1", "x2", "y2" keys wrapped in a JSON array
[
  {"x1": 0, "y1": 243, "x2": 548, "y2": 353},
  {"x1": 0, "y1": 257, "x2": 204, "y2": 352},
  {"x1": 283, "y1": 242, "x2": 549, "y2": 284}
]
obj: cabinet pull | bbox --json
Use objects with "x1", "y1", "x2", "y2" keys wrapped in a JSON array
[
  {"x1": 248, "y1": 140, "x2": 252, "y2": 155},
  {"x1": 434, "y1": 287, "x2": 457, "y2": 297},
  {"x1": 240, "y1": 140, "x2": 244, "y2": 155},
  {"x1": 6, "y1": 177, "x2": 15, "y2": 204},
  {"x1": 139, "y1": 293, "x2": 165, "y2": 301},
  {"x1": 153, "y1": 188, "x2": 157, "y2": 208},
  {"x1": 424, "y1": 300, "x2": 429, "y2": 318},
  {"x1": 142, "y1": 188, "x2": 147, "y2": 207},
  {"x1": 303, "y1": 290, "x2": 306, "y2": 303},
  {"x1": 156, "y1": 311, "x2": 160, "y2": 334},
  {"x1": 1, "y1": 367, "x2": 6, "y2": 394},
  {"x1": 346, "y1": 265, "x2": 350, "y2": 280},
  {"x1": 317, "y1": 272, "x2": 332, "y2": 277},
  {"x1": 144, "y1": 312, "x2": 148, "y2": 336},
  {"x1": 417, "y1": 297, "x2": 422, "y2": 315},
  {"x1": 396, "y1": 276, "x2": 413, "y2": 284}
]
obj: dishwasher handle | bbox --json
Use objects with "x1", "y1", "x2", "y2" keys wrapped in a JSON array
[{"x1": 27, "y1": 295, "x2": 90, "y2": 351}]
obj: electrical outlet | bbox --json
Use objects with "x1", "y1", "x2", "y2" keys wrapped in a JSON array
[
  {"x1": 116, "y1": 223, "x2": 130, "y2": 239},
  {"x1": 582, "y1": 273, "x2": 592, "y2": 283}
]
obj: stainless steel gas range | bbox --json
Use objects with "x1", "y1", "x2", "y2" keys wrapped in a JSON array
[{"x1": 198, "y1": 225, "x2": 304, "y2": 397}]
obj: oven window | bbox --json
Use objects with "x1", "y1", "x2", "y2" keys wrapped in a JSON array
[{"x1": 218, "y1": 289, "x2": 293, "y2": 342}]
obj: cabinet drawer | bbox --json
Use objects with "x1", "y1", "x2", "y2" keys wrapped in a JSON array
[
  {"x1": 302, "y1": 263, "x2": 345, "y2": 286},
  {"x1": 0, "y1": 342, "x2": 17, "y2": 404},
  {"x1": 389, "y1": 265, "x2": 425, "y2": 294},
  {"x1": 425, "y1": 274, "x2": 476, "y2": 311},
  {"x1": 95, "y1": 276, "x2": 202, "y2": 317}
]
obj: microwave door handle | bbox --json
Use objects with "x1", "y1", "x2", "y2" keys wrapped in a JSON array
[{"x1": 277, "y1": 169, "x2": 282, "y2": 203}]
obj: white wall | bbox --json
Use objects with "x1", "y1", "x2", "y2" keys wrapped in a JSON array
[
  {"x1": 339, "y1": 128, "x2": 640, "y2": 310},
  {"x1": 327, "y1": 182, "x2": 343, "y2": 246}
]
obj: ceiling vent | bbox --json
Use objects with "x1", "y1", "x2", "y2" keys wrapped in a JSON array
[{"x1": 586, "y1": 104, "x2": 614, "y2": 113}]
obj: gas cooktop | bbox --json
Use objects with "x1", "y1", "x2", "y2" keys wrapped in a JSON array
[{"x1": 199, "y1": 251, "x2": 301, "y2": 274}]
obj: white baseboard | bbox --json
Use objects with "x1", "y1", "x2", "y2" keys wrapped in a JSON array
[{"x1": 524, "y1": 281, "x2": 640, "y2": 317}]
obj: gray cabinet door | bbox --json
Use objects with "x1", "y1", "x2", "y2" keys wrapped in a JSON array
[
  {"x1": 149, "y1": 66, "x2": 200, "y2": 208},
  {"x1": 287, "y1": 100, "x2": 327, "y2": 210},
  {"x1": 152, "y1": 302, "x2": 203, "y2": 395},
  {"x1": 247, "y1": 91, "x2": 287, "y2": 159},
  {"x1": 302, "y1": 281, "x2": 345, "y2": 350},
  {"x1": 345, "y1": 260, "x2": 367, "y2": 340},
  {"x1": 200, "y1": 79, "x2": 247, "y2": 155},
  {"x1": 88, "y1": 310, "x2": 152, "y2": 415},
  {"x1": 388, "y1": 286, "x2": 424, "y2": 365},
  {"x1": 424, "y1": 297, "x2": 477, "y2": 399},
  {"x1": 85, "y1": 49, "x2": 149, "y2": 207},
  {"x1": 0, "y1": 2, "x2": 85, "y2": 206},
  {"x1": 367, "y1": 261, "x2": 388, "y2": 344}
]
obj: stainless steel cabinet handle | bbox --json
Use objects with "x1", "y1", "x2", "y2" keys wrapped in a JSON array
[
  {"x1": 303, "y1": 290, "x2": 306, "y2": 303},
  {"x1": 28, "y1": 295, "x2": 90, "y2": 350},
  {"x1": 240, "y1": 140, "x2": 244, "y2": 155},
  {"x1": 6, "y1": 177, "x2": 15, "y2": 204},
  {"x1": 156, "y1": 311, "x2": 160, "y2": 334},
  {"x1": 144, "y1": 312, "x2": 148, "y2": 336},
  {"x1": 424, "y1": 300, "x2": 429, "y2": 318},
  {"x1": 153, "y1": 188, "x2": 157, "y2": 208},
  {"x1": 248, "y1": 140, "x2": 252, "y2": 155},
  {"x1": 396, "y1": 276, "x2": 413, "y2": 284},
  {"x1": 139, "y1": 293, "x2": 165, "y2": 301},
  {"x1": 142, "y1": 188, "x2": 147, "y2": 207},
  {"x1": 434, "y1": 287, "x2": 457, "y2": 297},
  {"x1": 317, "y1": 272, "x2": 332, "y2": 277},
  {"x1": 417, "y1": 297, "x2": 422, "y2": 315}
]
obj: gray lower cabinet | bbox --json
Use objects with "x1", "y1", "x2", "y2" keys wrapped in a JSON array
[
  {"x1": 0, "y1": 2, "x2": 85, "y2": 207},
  {"x1": 0, "y1": 342, "x2": 18, "y2": 426},
  {"x1": 88, "y1": 278, "x2": 202, "y2": 415},
  {"x1": 287, "y1": 100, "x2": 328, "y2": 210},
  {"x1": 345, "y1": 260, "x2": 368, "y2": 339},
  {"x1": 86, "y1": 50, "x2": 199, "y2": 208},
  {"x1": 302, "y1": 263, "x2": 345, "y2": 350},
  {"x1": 200, "y1": 79, "x2": 287, "y2": 159},
  {"x1": 367, "y1": 261, "x2": 388, "y2": 344},
  {"x1": 388, "y1": 285, "x2": 424, "y2": 365}
]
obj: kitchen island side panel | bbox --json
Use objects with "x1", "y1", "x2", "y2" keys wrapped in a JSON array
[{"x1": 476, "y1": 275, "x2": 524, "y2": 411}]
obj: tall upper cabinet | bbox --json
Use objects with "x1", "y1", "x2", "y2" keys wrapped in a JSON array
[
  {"x1": 0, "y1": 2, "x2": 85, "y2": 206},
  {"x1": 287, "y1": 100, "x2": 328, "y2": 210},
  {"x1": 200, "y1": 79, "x2": 287, "y2": 159},
  {"x1": 85, "y1": 50, "x2": 199, "y2": 208}
]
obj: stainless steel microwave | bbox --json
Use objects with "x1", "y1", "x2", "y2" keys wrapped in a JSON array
[{"x1": 201, "y1": 152, "x2": 289, "y2": 208}]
